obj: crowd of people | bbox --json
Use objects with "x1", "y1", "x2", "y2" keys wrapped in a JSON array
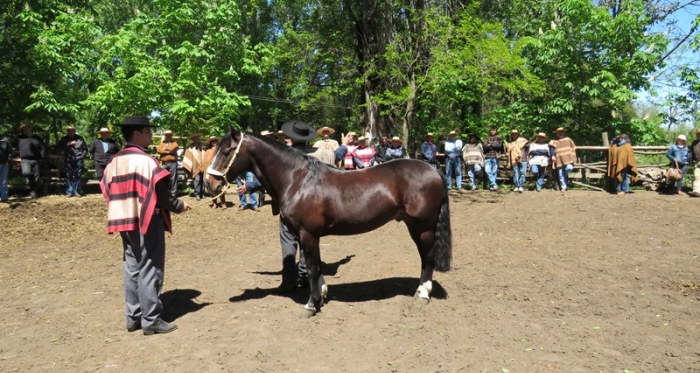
[{"x1": 2, "y1": 122, "x2": 700, "y2": 203}]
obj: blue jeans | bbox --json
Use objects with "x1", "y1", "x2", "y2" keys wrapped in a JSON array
[
  {"x1": 445, "y1": 157, "x2": 462, "y2": 189},
  {"x1": 557, "y1": 163, "x2": 574, "y2": 190},
  {"x1": 513, "y1": 161, "x2": 527, "y2": 189},
  {"x1": 236, "y1": 172, "x2": 258, "y2": 208},
  {"x1": 530, "y1": 164, "x2": 546, "y2": 191},
  {"x1": 676, "y1": 164, "x2": 688, "y2": 192},
  {"x1": 466, "y1": 164, "x2": 482, "y2": 189},
  {"x1": 616, "y1": 167, "x2": 630, "y2": 193},
  {"x1": 65, "y1": 159, "x2": 83, "y2": 196},
  {"x1": 484, "y1": 158, "x2": 499, "y2": 188},
  {"x1": 0, "y1": 162, "x2": 8, "y2": 201}
]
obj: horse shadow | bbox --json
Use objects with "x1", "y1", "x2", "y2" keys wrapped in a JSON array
[
  {"x1": 161, "y1": 289, "x2": 211, "y2": 322},
  {"x1": 228, "y1": 277, "x2": 447, "y2": 305},
  {"x1": 250, "y1": 255, "x2": 355, "y2": 277}
]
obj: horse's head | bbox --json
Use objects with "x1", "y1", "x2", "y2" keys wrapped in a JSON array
[{"x1": 204, "y1": 125, "x2": 250, "y2": 196}]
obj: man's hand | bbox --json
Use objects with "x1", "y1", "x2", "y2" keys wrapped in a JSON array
[
  {"x1": 236, "y1": 181, "x2": 248, "y2": 194},
  {"x1": 341, "y1": 133, "x2": 355, "y2": 146},
  {"x1": 182, "y1": 203, "x2": 192, "y2": 211}
]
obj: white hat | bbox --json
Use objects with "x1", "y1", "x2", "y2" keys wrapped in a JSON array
[
  {"x1": 358, "y1": 136, "x2": 366, "y2": 141},
  {"x1": 164, "y1": 130, "x2": 173, "y2": 135},
  {"x1": 677, "y1": 134, "x2": 687, "y2": 141}
]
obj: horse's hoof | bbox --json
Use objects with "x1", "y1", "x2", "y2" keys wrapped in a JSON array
[
  {"x1": 301, "y1": 306, "x2": 317, "y2": 318},
  {"x1": 415, "y1": 296, "x2": 430, "y2": 305},
  {"x1": 321, "y1": 284, "x2": 328, "y2": 299}
]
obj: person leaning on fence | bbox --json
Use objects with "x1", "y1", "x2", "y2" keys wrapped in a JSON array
[
  {"x1": 483, "y1": 126, "x2": 504, "y2": 191},
  {"x1": 528, "y1": 133, "x2": 551, "y2": 192},
  {"x1": 156, "y1": 130, "x2": 179, "y2": 198},
  {"x1": 0, "y1": 132, "x2": 11, "y2": 202},
  {"x1": 549, "y1": 127, "x2": 577, "y2": 193},
  {"x1": 607, "y1": 134, "x2": 638, "y2": 195},
  {"x1": 688, "y1": 129, "x2": 700, "y2": 197},
  {"x1": 16, "y1": 123, "x2": 45, "y2": 199},
  {"x1": 421, "y1": 132, "x2": 440, "y2": 169},
  {"x1": 666, "y1": 134, "x2": 690, "y2": 195},
  {"x1": 384, "y1": 136, "x2": 407, "y2": 161},
  {"x1": 351, "y1": 136, "x2": 377, "y2": 169},
  {"x1": 58, "y1": 125, "x2": 88, "y2": 197},
  {"x1": 100, "y1": 116, "x2": 192, "y2": 335},
  {"x1": 90, "y1": 128, "x2": 120, "y2": 181},
  {"x1": 462, "y1": 133, "x2": 484, "y2": 190},
  {"x1": 506, "y1": 129, "x2": 529, "y2": 193},
  {"x1": 444, "y1": 130, "x2": 464, "y2": 190},
  {"x1": 201, "y1": 136, "x2": 227, "y2": 208}
]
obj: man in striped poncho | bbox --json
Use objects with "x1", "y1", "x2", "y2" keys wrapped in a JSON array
[
  {"x1": 101, "y1": 116, "x2": 192, "y2": 335},
  {"x1": 549, "y1": 127, "x2": 577, "y2": 192}
]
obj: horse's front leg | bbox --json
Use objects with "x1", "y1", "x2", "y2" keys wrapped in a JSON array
[{"x1": 299, "y1": 231, "x2": 323, "y2": 317}]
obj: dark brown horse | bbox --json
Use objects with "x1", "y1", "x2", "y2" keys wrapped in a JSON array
[{"x1": 205, "y1": 128, "x2": 451, "y2": 315}]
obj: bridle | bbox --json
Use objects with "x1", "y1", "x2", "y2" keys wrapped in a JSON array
[{"x1": 193, "y1": 133, "x2": 245, "y2": 208}]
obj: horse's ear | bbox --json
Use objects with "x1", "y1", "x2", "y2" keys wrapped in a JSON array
[{"x1": 229, "y1": 124, "x2": 241, "y2": 143}]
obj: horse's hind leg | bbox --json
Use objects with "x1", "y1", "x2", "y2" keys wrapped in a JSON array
[
  {"x1": 406, "y1": 223, "x2": 436, "y2": 304},
  {"x1": 299, "y1": 231, "x2": 324, "y2": 317}
]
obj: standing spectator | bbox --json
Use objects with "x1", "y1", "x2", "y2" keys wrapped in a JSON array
[
  {"x1": 374, "y1": 135, "x2": 391, "y2": 164},
  {"x1": 89, "y1": 128, "x2": 120, "y2": 181},
  {"x1": 0, "y1": 132, "x2": 11, "y2": 202},
  {"x1": 528, "y1": 133, "x2": 551, "y2": 192},
  {"x1": 483, "y1": 126, "x2": 504, "y2": 191},
  {"x1": 506, "y1": 129, "x2": 529, "y2": 193},
  {"x1": 156, "y1": 130, "x2": 179, "y2": 198},
  {"x1": 689, "y1": 129, "x2": 700, "y2": 197},
  {"x1": 549, "y1": 127, "x2": 577, "y2": 192},
  {"x1": 17, "y1": 123, "x2": 45, "y2": 199},
  {"x1": 260, "y1": 130, "x2": 275, "y2": 139},
  {"x1": 313, "y1": 126, "x2": 340, "y2": 152},
  {"x1": 351, "y1": 136, "x2": 377, "y2": 169},
  {"x1": 236, "y1": 172, "x2": 259, "y2": 211},
  {"x1": 58, "y1": 125, "x2": 88, "y2": 197},
  {"x1": 277, "y1": 130, "x2": 290, "y2": 146},
  {"x1": 444, "y1": 130, "x2": 464, "y2": 190},
  {"x1": 607, "y1": 134, "x2": 638, "y2": 195},
  {"x1": 343, "y1": 132, "x2": 358, "y2": 170},
  {"x1": 183, "y1": 133, "x2": 205, "y2": 201},
  {"x1": 462, "y1": 133, "x2": 484, "y2": 190},
  {"x1": 100, "y1": 116, "x2": 191, "y2": 335},
  {"x1": 666, "y1": 134, "x2": 690, "y2": 195},
  {"x1": 202, "y1": 136, "x2": 227, "y2": 208},
  {"x1": 384, "y1": 136, "x2": 407, "y2": 161},
  {"x1": 421, "y1": 132, "x2": 440, "y2": 169}
]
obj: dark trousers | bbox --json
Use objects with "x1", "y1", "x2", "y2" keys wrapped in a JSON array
[
  {"x1": 162, "y1": 162, "x2": 178, "y2": 198},
  {"x1": 192, "y1": 173, "x2": 203, "y2": 199},
  {"x1": 279, "y1": 218, "x2": 306, "y2": 282},
  {"x1": 65, "y1": 159, "x2": 83, "y2": 196},
  {"x1": 21, "y1": 159, "x2": 41, "y2": 197},
  {"x1": 120, "y1": 215, "x2": 166, "y2": 328},
  {"x1": 96, "y1": 163, "x2": 107, "y2": 181}
]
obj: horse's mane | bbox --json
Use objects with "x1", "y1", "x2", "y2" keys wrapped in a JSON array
[{"x1": 224, "y1": 131, "x2": 335, "y2": 181}]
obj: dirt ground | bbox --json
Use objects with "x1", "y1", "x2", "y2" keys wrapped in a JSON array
[{"x1": 1, "y1": 189, "x2": 699, "y2": 373}]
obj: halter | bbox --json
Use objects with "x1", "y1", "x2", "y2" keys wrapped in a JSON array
[{"x1": 192, "y1": 133, "x2": 245, "y2": 208}]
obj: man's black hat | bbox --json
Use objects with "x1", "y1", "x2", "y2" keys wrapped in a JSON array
[
  {"x1": 118, "y1": 116, "x2": 157, "y2": 127},
  {"x1": 281, "y1": 121, "x2": 318, "y2": 141}
]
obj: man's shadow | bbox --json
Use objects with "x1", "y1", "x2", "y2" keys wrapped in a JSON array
[
  {"x1": 229, "y1": 277, "x2": 447, "y2": 305},
  {"x1": 161, "y1": 289, "x2": 211, "y2": 322}
]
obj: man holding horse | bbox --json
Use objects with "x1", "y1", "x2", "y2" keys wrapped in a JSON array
[
  {"x1": 101, "y1": 116, "x2": 192, "y2": 335},
  {"x1": 237, "y1": 121, "x2": 355, "y2": 292}
]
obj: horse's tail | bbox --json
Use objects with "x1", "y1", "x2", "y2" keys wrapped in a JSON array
[{"x1": 434, "y1": 172, "x2": 452, "y2": 272}]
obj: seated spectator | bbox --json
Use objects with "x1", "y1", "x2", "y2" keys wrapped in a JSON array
[
  {"x1": 374, "y1": 135, "x2": 390, "y2": 164},
  {"x1": 384, "y1": 136, "x2": 407, "y2": 161},
  {"x1": 351, "y1": 136, "x2": 376, "y2": 169}
]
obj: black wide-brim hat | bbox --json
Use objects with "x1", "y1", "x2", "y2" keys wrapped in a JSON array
[
  {"x1": 281, "y1": 121, "x2": 318, "y2": 141},
  {"x1": 118, "y1": 116, "x2": 158, "y2": 127}
]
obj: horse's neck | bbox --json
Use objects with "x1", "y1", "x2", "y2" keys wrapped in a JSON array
[{"x1": 247, "y1": 138, "x2": 307, "y2": 202}]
